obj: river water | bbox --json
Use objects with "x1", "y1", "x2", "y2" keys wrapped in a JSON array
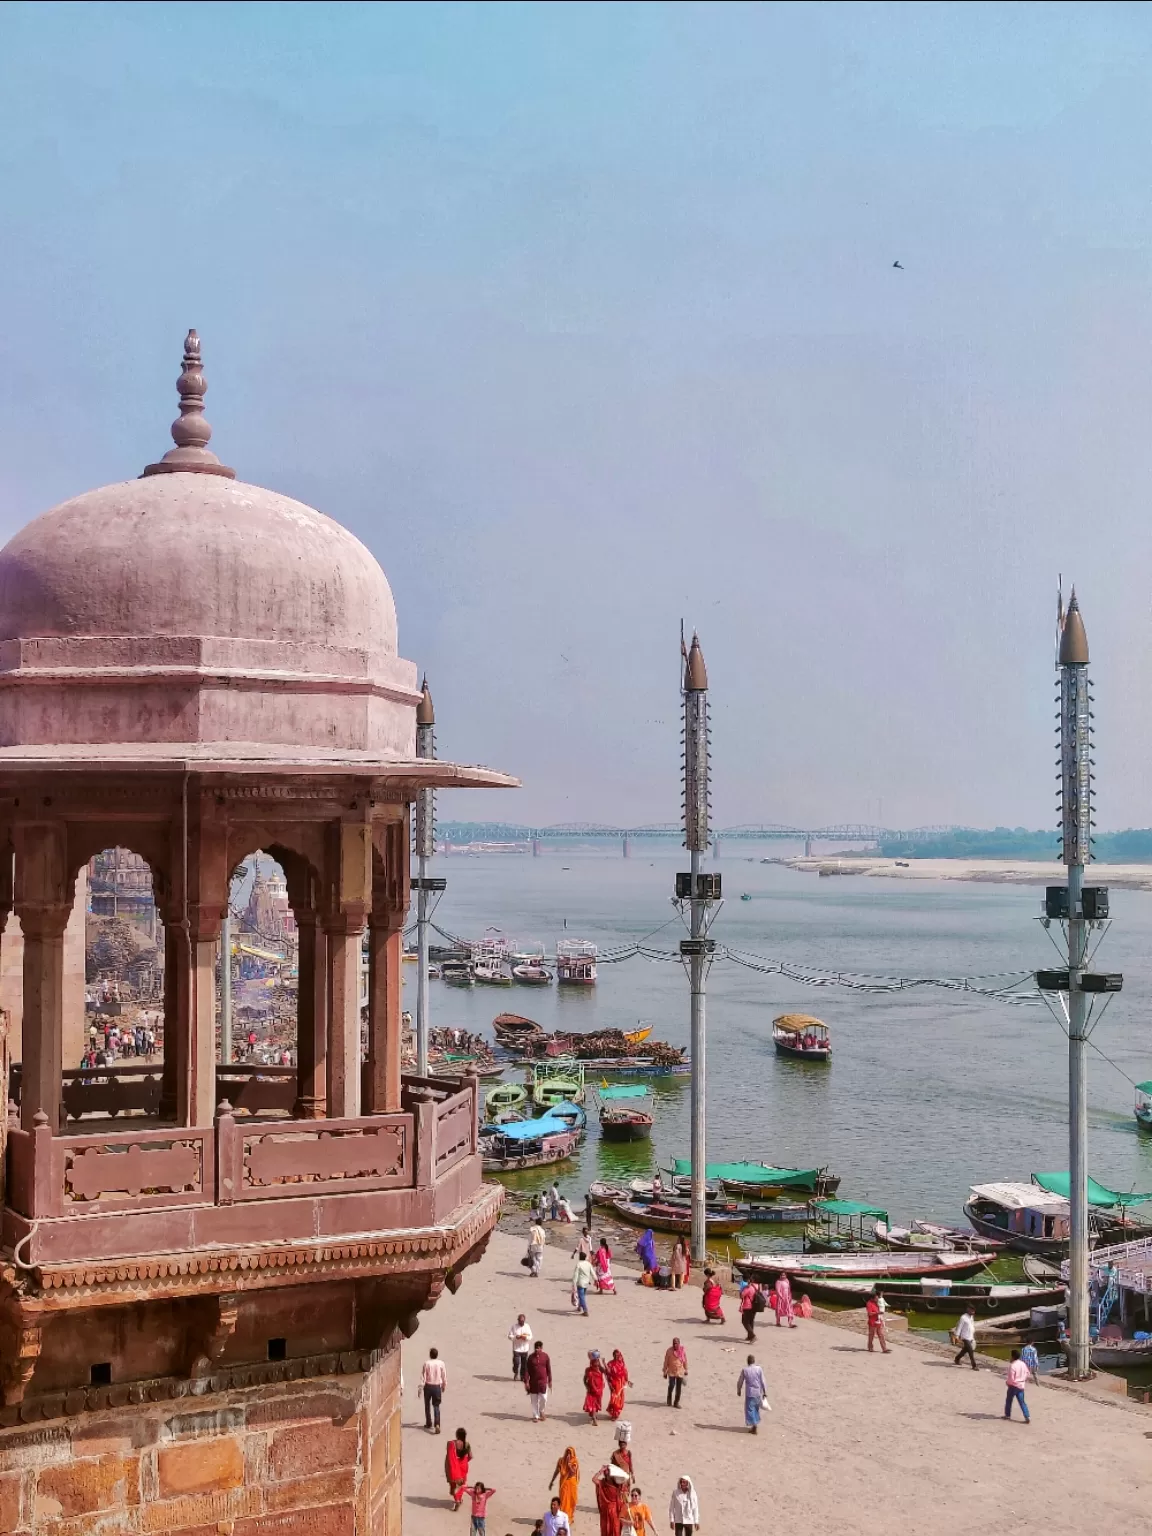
[{"x1": 413, "y1": 844, "x2": 1152, "y2": 1244}]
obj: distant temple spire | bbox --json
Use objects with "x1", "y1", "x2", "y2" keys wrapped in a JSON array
[{"x1": 142, "y1": 329, "x2": 236, "y2": 478}]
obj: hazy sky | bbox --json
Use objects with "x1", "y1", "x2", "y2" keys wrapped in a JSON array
[{"x1": 2, "y1": 2, "x2": 1151, "y2": 830}]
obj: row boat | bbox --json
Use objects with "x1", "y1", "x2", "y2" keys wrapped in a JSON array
[
  {"x1": 669, "y1": 1159, "x2": 840, "y2": 1199},
  {"x1": 610, "y1": 1198, "x2": 748, "y2": 1237},
  {"x1": 801, "y1": 1276, "x2": 1065, "y2": 1313},
  {"x1": 1091, "y1": 1336, "x2": 1152, "y2": 1368},
  {"x1": 532, "y1": 1059, "x2": 585, "y2": 1106},
  {"x1": 772, "y1": 1014, "x2": 832, "y2": 1061},
  {"x1": 735, "y1": 1250, "x2": 993, "y2": 1284},
  {"x1": 597, "y1": 1084, "x2": 653, "y2": 1142},
  {"x1": 485, "y1": 1082, "x2": 527, "y2": 1120},
  {"x1": 874, "y1": 1219, "x2": 1003, "y2": 1254}
]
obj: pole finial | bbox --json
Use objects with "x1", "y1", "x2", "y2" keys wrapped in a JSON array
[
  {"x1": 684, "y1": 632, "x2": 708, "y2": 692},
  {"x1": 1059, "y1": 587, "x2": 1089, "y2": 666},
  {"x1": 416, "y1": 675, "x2": 435, "y2": 727},
  {"x1": 142, "y1": 329, "x2": 236, "y2": 479}
]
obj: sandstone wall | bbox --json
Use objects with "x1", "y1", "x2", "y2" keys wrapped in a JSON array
[{"x1": 0, "y1": 1347, "x2": 401, "y2": 1536}]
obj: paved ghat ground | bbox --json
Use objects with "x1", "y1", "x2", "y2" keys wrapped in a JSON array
[{"x1": 402, "y1": 1230, "x2": 1149, "y2": 1536}]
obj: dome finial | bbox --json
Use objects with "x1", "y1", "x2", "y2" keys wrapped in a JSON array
[{"x1": 142, "y1": 329, "x2": 236, "y2": 479}]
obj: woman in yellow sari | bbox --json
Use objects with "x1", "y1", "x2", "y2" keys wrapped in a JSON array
[{"x1": 549, "y1": 1446, "x2": 580, "y2": 1525}]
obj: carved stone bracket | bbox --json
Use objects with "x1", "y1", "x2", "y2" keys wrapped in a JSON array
[
  {"x1": 0, "y1": 1315, "x2": 42, "y2": 1405},
  {"x1": 187, "y1": 1291, "x2": 241, "y2": 1379}
]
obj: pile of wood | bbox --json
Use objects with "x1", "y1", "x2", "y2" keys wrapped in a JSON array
[{"x1": 517, "y1": 1028, "x2": 686, "y2": 1063}]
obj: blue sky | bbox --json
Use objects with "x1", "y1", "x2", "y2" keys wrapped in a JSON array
[{"x1": 2, "y1": 2, "x2": 1152, "y2": 827}]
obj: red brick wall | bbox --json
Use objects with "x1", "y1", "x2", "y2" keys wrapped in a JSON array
[{"x1": 0, "y1": 1350, "x2": 401, "y2": 1535}]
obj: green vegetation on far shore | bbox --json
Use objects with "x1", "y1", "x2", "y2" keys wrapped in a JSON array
[{"x1": 878, "y1": 828, "x2": 1152, "y2": 862}]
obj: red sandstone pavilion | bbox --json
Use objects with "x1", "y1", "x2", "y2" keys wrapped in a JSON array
[{"x1": 0, "y1": 332, "x2": 515, "y2": 1535}]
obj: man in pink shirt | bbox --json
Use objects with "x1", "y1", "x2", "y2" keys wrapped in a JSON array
[{"x1": 1004, "y1": 1349, "x2": 1031, "y2": 1422}]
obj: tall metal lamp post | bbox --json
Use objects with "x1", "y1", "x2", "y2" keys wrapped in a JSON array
[
  {"x1": 413, "y1": 677, "x2": 446, "y2": 1077},
  {"x1": 1037, "y1": 590, "x2": 1121, "y2": 1379},
  {"x1": 677, "y1": 632, "x2": 720, "y2": 1261}
]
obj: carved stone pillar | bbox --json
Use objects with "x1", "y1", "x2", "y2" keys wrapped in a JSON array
[
  {"x1": 186, "y1": 907, "x2": 221, "y2": 1127},
  {"x1": 324, "y1": 920, "x2": 363, "y2": 1120},
  {"x1": 294, "y1": 911, "x2": 328, "y2": 1119},
  {"x1": 13, "y1": 824, "x2": 70, "y2": 1133},
  {"x1": 365, "y1": 915, "x2": 403, "y2": 1114},
  {"x1": 159, "y1": 917, "x2": 184, "y2": 1120}
]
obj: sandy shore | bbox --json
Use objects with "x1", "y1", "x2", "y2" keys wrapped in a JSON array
[
  {"x1": 400, "y1": 1228, "x2": 1149, "y2": 1535},
  {"x1": 780, "y1": 856, "x2": 1152, "y2": 890}
]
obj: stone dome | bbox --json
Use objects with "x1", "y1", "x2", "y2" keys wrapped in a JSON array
[
  {"x1": 0, "y1": 474, "x2": 398, "y2": 658},
  {"x1": 0, "y1": 331, "x2": 420, "y2": 759}
]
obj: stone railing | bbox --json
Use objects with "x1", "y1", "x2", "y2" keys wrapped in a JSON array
[{"x1": 2, "y1": 1077, "x2": 480, "y2": 1264}]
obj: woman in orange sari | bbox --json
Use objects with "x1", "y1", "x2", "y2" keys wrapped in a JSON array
[
  {"x1": 605, "y1": 1349, "x2": 630, "y2": 1420},
  {"x1": 549, "y1": 1446, "x2": 580, "y2": 1525}
]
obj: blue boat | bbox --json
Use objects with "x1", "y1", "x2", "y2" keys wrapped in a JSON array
[{"x1": 479, "y1": 1103, "x2": 587, "y2": 1171}]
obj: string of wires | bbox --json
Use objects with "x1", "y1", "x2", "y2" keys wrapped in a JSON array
[{"x1": 416, "y1": 921, "x2": 1041, "y2": 1004}]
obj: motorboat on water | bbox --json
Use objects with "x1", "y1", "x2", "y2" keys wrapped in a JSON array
[
  {"x1": 804, "y1": 1199, "x2": 888, "y2": 1253},
  {"x1": 772, "y1": 1014, "x2": 832, "y2": 1061},
  {"x1": 440, "y1": 960, "x2": 474, "y2": 987},
  {"x1": 556, "y1": 939, "x2": 598, "y2": 986},
  {"x1": 479, "y1": 1102, "x2": 587, "y2": 1171},
  {"x1": 512, "y1": 961, "x2": 553, "y2": 985},
  {"x1": 805, "y1": 1276, "x2": 1062, "y2": 1313},
  {"x1": 1136, "y1": 1081, "x2": 1152, "y2": 1130}
]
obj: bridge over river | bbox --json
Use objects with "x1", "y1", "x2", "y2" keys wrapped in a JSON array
[{"x1": 439, "y1": 821, "x2": 954, "y2": 857}]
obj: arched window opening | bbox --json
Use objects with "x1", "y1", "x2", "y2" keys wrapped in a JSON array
[
  {"x1": 222, "y1": 851, "x2": 298, "y2": 1072},
  {"x1": 83, "y1": 848, "x2": 161, "y2": 1069}
]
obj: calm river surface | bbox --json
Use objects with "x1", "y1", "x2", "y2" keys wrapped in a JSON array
[{"x1": 412, "y1": 844, "x2": 1152, "y2": 1235}]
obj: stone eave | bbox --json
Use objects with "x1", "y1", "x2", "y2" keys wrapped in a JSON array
[{"x1": 1, "y1": 1183, "x2": 502, "y2": 1311}]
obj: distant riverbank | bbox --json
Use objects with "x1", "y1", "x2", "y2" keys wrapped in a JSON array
[{"x1": 779, "y1": 855, "x2": 1152, "y2": 890}]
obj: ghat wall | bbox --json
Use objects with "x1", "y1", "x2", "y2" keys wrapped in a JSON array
[{"x1": 0, "y1": 1346, "x2": 401, "y2": 1536}]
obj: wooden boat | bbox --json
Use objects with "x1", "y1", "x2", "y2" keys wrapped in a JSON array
[
  {"x1": 481, "y1": 1126, "x2": 582, "y2": 1172},
  {"x1": 485, "y1": 1082, "x2": 527, "y2": 1120},
  {"x1": 772, "y1": 1014, "x2": 831, "y2": 1061},
  {"x1": 1023, "y1": 1254, "x2": 1064, "y2": 1286},
  {"x1": 597, "y1": 1084, "x2": 653, "y2": 1142},
  {"x1": 440, "y1": 961, "x2": 474, "y2": 987},
  {"x1": 1091, "y1": 1335, "x2": 1152, "y2": 1368},
  {"x1": 512, "y1": 962, "x2": 553, "y2": 985},
  {"x1": 804, "y1": 1277, "x2": 1066, "y2": 1313},
  {"x1": 804, "y1": 1199, "x2": 888, "y2": 1253},
  {"x1": 974, "y1": 1308, "x2": 1064, "y2": 1348},
  {"x1": 532, "y1": 1060, "x2": 585, "y2": 1107},
  {"x1": 964, "y1": 1183, "x2": 1072, "y2": 1255},
  {"x1": 735, "y1": 1250, "x2": 994, "y2": 1285},
  {"x1": 875, "y1": 1219, "x2": 1002, "y2": 1254},
  {"x1": 610, "y1": 1198, "x2": 748, "y2": 1237},
  {"x1": 624, "y1": 1025, "x2": 653, "y2": 1045},
  {"x1": 474, "y1": 959, "x2": 514, "y2": 985},
  {"x1": 1135, "y1": 1081, "x2": 1152, "y2": 1130},
  {"x1": 671, "y1": 1159, "x2": 840, "y2": 1199},
  {"x1": 493, "y1": 1012, "x2": 544, "y2": 1046},
  {"x1": 556, "y1": 939, "x2": 598, "y2": 986}
]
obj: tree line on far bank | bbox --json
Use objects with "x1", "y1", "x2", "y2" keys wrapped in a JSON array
[{"x1": 877, "y1": 828, "x2": 1152, "y2": 862}]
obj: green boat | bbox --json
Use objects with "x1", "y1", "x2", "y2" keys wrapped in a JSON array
[
  {"x1": 532, "y1": 1059, "x2": 585, "y2": 1107},
  {"x1": 485, "y1": 1082, "x2": 528, "y2": 1121},
  {"x1": 803, "y1": 1198, "x2": 888, "y2": 1253},
  {"x1": 669, "y1": 1159, "x2": 840, "y2": 1199}
]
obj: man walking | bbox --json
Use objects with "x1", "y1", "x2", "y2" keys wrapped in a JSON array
[
  {"x1": 528, "y1": 1217, "x2": 546, "y2": 1278},
  {"x1": 736, "y1": 1354, "x2": 769, "y2": 1433},
  {"x1": 509, "y1": 1313, "x2": 533, "y2": 1380},
  {"x1": 572, "y1": 1253, "x2": 596, "y2": 1317},
  {"x1": 1004, "y1": 1349, "x2": 1032, "y2": 1423},
  {"x1": 420, "y1": 1346, "x2": 447, "y2": 1432},
  {"x1": 524, "y1": 1339, "x2": 553, "y2": 1422},
  {"x1": 541, "y1": 1496, "x2": 570, "y2": 1535},
  {"x1": 865, "y1": 1288, "x2": 891, "y2": 1354},
  {"x1": 953, "y1": 1305, "x2": 978, "y2": 1370},
  {"x1": 550, "y1": 1182, "x2": 561, "y2": 1221}
]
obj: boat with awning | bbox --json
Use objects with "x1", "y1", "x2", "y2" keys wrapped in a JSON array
[
  {"x1": 597, "y1": 1083, "x2": 654, "y2": 1142},
  {"x1": 772, "y1": 1014, "x2": 831, "y2": 1061},
  {"x1": 669, "y1": 1159, "x2": 840, "y2": 1198}
]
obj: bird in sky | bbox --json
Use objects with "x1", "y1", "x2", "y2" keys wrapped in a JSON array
[{"x1": 892, "y1": 260, "x2": 904, "y2": 270}]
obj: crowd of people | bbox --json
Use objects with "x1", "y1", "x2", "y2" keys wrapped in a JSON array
[{"x1": 414, "y1": 1195, "x2": 1041, "y2": 1531}]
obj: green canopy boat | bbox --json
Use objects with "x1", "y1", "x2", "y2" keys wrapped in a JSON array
[
  {"x1": 804, "y1": 1197, "x2": 890, "y2": 1254},
  {"x1": 1031, "y1": 1171, "x2": 1152, "y2": 1207},
  {"x1": 669, "y1": 1159, "x2": 840, "y2": 1199}
]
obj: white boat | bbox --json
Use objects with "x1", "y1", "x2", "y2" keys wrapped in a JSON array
[
  {"x1": 556, "y1": 939, "x2": 598, "y2": 986},
  {"x1": 512, "y1": 962, "x2": 553, "y2": 985}
]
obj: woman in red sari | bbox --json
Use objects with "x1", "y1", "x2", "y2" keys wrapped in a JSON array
[
  {"x1": 605, "y1": 1348, "x2": 630, "y2": 1420},
  {"x1": 702, "y1": 1271, "x2": 725, "y2": 1324},
  {"x1": 444, "y1": 1427, "x2": 471, "y2": 1509},
  {"x1": 593, "y1": 1464, "x2": 629, "y2": 1536},
  {"x1": 583, "y1": 1350, "x2": 606, "y2": 1425}
]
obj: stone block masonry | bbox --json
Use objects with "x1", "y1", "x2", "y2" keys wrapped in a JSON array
[{"x1": 0, "y1": 1351, "x2": 400, "y2": 1535}]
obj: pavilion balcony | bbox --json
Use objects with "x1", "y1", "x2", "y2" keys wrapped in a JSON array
[{"x1": 1, "y1": 1071, "x2": 481, "y2": 1268}]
